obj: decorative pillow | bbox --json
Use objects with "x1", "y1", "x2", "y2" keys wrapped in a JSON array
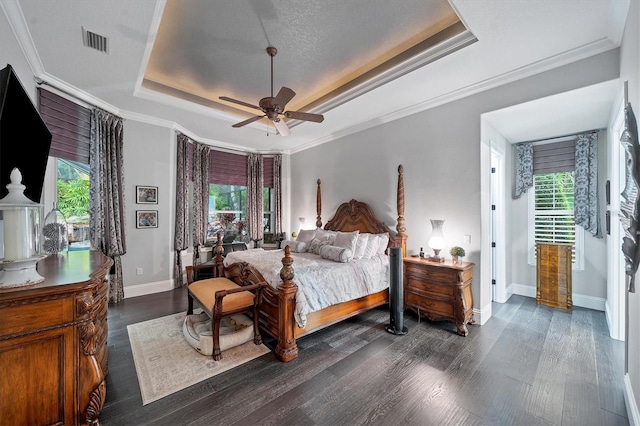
[
  {"x1": 315, "y1": 229, "x2": 338, "y2": 243},
  {"x1": 281, "y1": 240, "x2": 306, "y2": 253},
  {"x1": 362, "y1": 234, "x2": 379, "y2": 259},
  {"x1": 296, "y1": 229, "x2": 317, "y2": 245},
  {"x1": 353, "y1": 233, "x2": 369, "y2": 260},
  {"x1": 333, "y1": 230, "x2": 359, "y2": 257},
  {"x1": 308, "y1": 238, "x2": 332, "y2": 255},
  {"x1": 319, "y1": 245, "x2": 352, "y2": 263},
  {"x1": 375, "y1": 233, "x2": 390, "y2": 256}
]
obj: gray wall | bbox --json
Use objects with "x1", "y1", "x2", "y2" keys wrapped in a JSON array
[
  {"x1": 290, "y1": 49, "x2": 620, "y2": 324},
  {"x1": 120, "y1": 120, "x2": 176, "y2": 290}
]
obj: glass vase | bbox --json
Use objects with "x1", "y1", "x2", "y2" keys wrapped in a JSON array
[{"x1": 42, "y1": 202, "x2": 68, "y2": 255}]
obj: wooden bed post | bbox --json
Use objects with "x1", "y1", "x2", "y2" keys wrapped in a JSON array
[
  {"x1": 396, "y1": 165, "x2": 408, "y2": 257},
  {"x1": 316, "y1": 178, "x2": 322, "y2": 229},
  {"x1": 274, "y1": 246, "x2": 299, "y2": 362},
  {"x1": 213, "y1": 232, "x2": 225, "y2": 278}
]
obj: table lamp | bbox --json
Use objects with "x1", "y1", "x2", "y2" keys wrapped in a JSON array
[{"x1": 428, "y1": 219, "x2": 445, "y2": 262}]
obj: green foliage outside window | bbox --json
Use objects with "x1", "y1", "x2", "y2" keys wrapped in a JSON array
[{"x1": 57, "y1": 179, "x2": 90, "y2": 218}]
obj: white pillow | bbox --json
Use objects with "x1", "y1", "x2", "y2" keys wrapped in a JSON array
[
  {"x1": 297, "y1": 229, "x2": 316, "y2": 245},
  {"x1": 376, "y1": 233, "x2": 390, "y2": 256},
  {"x1": 315, "y1": 229, "x2": 337, "y2": 243},
  {"x1": 362, "y1": 234, "x2": 380, "y2": 259},
  {"x1": 281, "y1": 240, "x2": 306, "y2": 253},
  {"x1": 333, "y1": 230, "x2": 359, "y2": 257},
  {"x1": 319, "y1": 245, "x2": 352, "y2": 263},
  {"x1": 353, "y1": 233, "x2": 369, "y2": 260}
]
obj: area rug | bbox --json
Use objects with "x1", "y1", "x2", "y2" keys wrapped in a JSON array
[{"x1": 127, "y1": 311, "x2": 271, "y2": 405}]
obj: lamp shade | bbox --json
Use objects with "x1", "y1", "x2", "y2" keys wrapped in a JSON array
[
  {"x1": 427, "y1": 219, "x2": 445, "y2": 262},
  {"x1": 428, "y1": 219, "x2": 445, "y2": 250}
]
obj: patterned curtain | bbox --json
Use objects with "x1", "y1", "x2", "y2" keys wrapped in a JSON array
[
  {"x1": 575, "y1": 132, "x2": 601, "y2": 238},
  {"x1": 89, "y1": 108, "x2": 127, "y2": 303},
  {"x1": 192, "y1": 142, "x2": 210, "y2": 265},
  {"x1": 173, "y1": 133, "x2": 190, "y2": 287},
  {"x1": 273, "y1": 154, "x2": 283, "y2": 234},
  {"x1": 247, "y1": 154, "x2": 264, "y2": 242},
  {"x1": 513, "y1": 142, "x2": 534, "y2": 199}
]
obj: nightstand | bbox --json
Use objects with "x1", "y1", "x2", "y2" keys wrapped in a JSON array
[{"x1": 403, "y1": 257, "x2": 475, "y2": 336}]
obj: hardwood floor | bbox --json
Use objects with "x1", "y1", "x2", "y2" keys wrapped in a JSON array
[{"x1": 100, "y1": 289, "x2": 628, "y2": 425}]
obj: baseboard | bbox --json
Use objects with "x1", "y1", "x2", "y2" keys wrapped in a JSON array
[
  {"x1": 625, "y1": 373, "x2": 640, "y2": 426},
  {"x1": 509, "y1": 283, "x2": 605, "y2": 311},
  {"x1": 473, "y1": 302, "x2": 492, "y2": 325},
  {"x1": 125, "y1": 279, "x2": 175, "y2": 299}
]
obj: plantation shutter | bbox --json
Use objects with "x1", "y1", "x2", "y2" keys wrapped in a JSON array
[
  {"x1": 533, "y1": 173, "x2": 576, "y2": 259},
  {"x1": 38, "y1": 89, "x2": 91, "y2": 164}
]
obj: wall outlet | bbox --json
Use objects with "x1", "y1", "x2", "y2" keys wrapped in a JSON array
[
  {"x1": 136, "y1": 267, "x2": 143, "y2": 275},
  {"x1": 464, "y1": 235, "x2": 471, "y2": 244}
]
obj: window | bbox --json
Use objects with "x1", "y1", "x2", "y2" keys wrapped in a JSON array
[
  {"x1": 263, "y1": 187, "x2": 273, "y2": 233},
  {"x1": 55, "y1": 158, "x2": 91, "y2": 250},
  {"x1": 528, "y1": 171, "x2": 583, "y2": 268},
  {"x1": 207, "y1": 184, "x2": 247, "y2": 240}
]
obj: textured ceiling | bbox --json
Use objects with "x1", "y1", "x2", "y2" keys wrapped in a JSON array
[{"x1": 144, "y1": 0, "x2": 465, "y2": 121}]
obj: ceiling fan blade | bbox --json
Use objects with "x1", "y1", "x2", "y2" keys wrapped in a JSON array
[
  {"x1": 284, "y1": 110, "x2": 325, "y2": 123},
  {"x1": 232, "y1": 115, "x2": 264, "y2": 128},
  {"x1": 219, "y1": 96, "x2": 263, "y2": 111},
  {"x1": 273, "y1": 118, "x2": 291, "y2": 136},
  {"x1": 273, "y1": 87, "x2": 296, "y2": 109}
]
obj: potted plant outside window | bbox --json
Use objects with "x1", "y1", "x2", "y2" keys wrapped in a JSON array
[{"x1": 450, "y1": 246, "x2": 466, "y2": 263}]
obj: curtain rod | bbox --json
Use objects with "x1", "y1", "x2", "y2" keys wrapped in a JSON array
[{"x1": 515, "y1": 128, "x2": 605, "y2": 145}]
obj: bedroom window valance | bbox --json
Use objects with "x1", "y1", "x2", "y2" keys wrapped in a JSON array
[
  {"x1": 209, "y1": 150, "x2": 247, "y2": 186},
  {"x1": 513, "y1": 132, "x2": 600, "y2": 238},
  {"x1": 38, "y1": 88, "x2": 91, "y2": 163},
  {"x1": 263, "y1": 156, "x2": 274, "y2": 188}
]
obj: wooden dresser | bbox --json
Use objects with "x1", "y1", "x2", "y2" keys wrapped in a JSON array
[
  {"x1": 0, "y1": 250, "x2": 112, "y2": 425},
  {"x1": 536, "y1": 243, "x2": 572, "y2": 309},
  {"x1": 403, "y1": 257, "x2": 475, "y2": 336}
]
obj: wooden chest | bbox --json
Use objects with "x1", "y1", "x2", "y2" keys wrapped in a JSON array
[
  {"x1": 536, "y1": 243, "x2": 572, "y2": 309},
  {"x1": 0, "y1": 251, "x2": 113, "y2": 425},
  {"x1": 403, "y1": 257, "x2": 475, "y2": 336}
]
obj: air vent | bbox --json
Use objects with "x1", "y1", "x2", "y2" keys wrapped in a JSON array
[{"x1": 82, "y1": 27, "x2": 108, "y2": 54}]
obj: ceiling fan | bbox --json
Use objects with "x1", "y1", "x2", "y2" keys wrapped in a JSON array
[{"x1": 219, "y1": 46, "x2": 324, "y2": 136}]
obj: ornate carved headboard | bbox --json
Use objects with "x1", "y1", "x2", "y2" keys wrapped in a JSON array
[{"x1": 316, "y1": 165, "x2": 408, "y2": 256}]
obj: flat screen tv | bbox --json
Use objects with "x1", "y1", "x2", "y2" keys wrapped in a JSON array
[{"x1": 0, "y1": 64, "x2": 52, "y2": 203}]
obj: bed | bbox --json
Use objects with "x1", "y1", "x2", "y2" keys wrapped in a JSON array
[{"x1": 210, "y1": 165, "x2": 408, "y2": 362}]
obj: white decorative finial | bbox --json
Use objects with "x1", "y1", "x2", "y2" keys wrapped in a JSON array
[
  {"x1": 0, "y1": 167, "x2": 38, "y2": 205},
  {"x1": 6, "y1": 168, "x2": 26, "y2": 194}
]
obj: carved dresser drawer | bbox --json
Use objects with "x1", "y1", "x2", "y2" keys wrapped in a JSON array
[
  {"x1": 403, "y1": 257, "x2": 475, "y2": 336},
  {"x1": 0, "y1": 251, "x2": 113, "y2": 425}
]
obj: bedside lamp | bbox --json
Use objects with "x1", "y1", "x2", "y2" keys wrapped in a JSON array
[
  {"x1": 292, "y1": 217, "x2": 305, "y2": 239},
  {"x1": 427, "y1": 219, "x2": 445, "y2": 263}
]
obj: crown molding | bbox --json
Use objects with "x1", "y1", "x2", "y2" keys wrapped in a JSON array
[{"x1": 290, "y1": 37, "x2": 617, "y2": 154}]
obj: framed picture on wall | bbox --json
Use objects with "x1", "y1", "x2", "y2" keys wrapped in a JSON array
[
  {"x1": 136, "y1": 185, "x2": 158, "y2": 204},
  {"x1": 136, "y1": 210, "x2": 158, "y2": 228}
]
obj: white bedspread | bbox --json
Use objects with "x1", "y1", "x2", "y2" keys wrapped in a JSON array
[{"x1": 223, "y1": 249, "x2": 389, "y2": 329}]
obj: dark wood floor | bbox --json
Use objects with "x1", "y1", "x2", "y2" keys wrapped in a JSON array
[{"x1": 100, "y1": 288, "x2": 628, "y2": 425}]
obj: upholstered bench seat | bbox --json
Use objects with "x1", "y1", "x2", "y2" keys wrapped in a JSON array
[
  {"x1": 186, "y1": 268, "x2": 266, "y2": 360},
  {"x1": 188, "y1": 278, "x2": 255, "y2": 315}
]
